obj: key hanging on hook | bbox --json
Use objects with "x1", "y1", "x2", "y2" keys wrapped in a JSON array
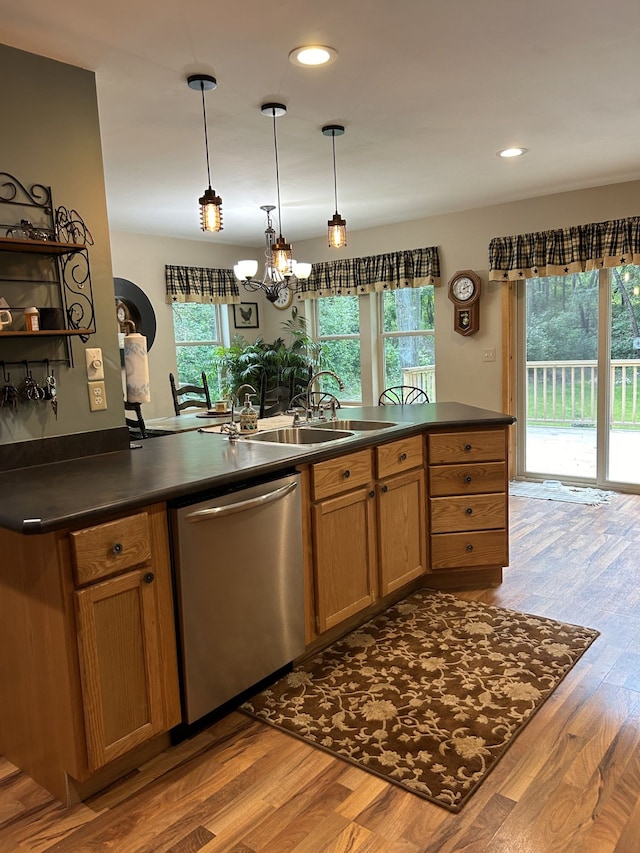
[{"x1": 43, "y1": 361, "x2": 58, "y2": 419}]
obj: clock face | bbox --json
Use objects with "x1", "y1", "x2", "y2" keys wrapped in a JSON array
[
  {"x1": 273, "y1": 285, "x2": 293, "y2": 310},
  {"x1": 451, "y1": 276, "x2": 476, "y2": 302}
]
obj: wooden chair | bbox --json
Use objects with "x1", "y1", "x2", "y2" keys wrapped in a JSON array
[
  {"x1": 259, "y1": 373, "x2": 291, "y2": 419},
  {"x1": 124, "y1": 400, "x2": 148, "y2": 439},
  {"x1": 290, "y1": 391, "x2": 341, "y2": 413},
  {"x1": 378, "y1": 385, "x2": 429, "y2": 405},
  {"x1": 169, "y1": 371, "x2": 212, "y2": 415}
]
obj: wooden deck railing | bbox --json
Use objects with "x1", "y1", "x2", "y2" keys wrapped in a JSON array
[
  {"x1": 527, "y1": 360, "x2": 640, "y2": 425},
  {"x1": 401, "y1": 365, "x2": 436, "y2": 401},
  {"x1": 401, "y1": 360, "x2": 640, "y2": 426}
]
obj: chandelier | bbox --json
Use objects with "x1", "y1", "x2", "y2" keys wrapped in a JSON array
[
  {"x1": 234, "y1": 205, "x2": 311, "y2": 303},
  {"x1": 233, "y1": 103, "x2": 311, "y2": 302}
]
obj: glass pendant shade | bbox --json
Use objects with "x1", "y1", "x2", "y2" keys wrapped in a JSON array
[
  {"x1": 292, "y1": 261, "x2": 312, "y2": 279},
  {"x1": 200, "y1": 187, "x2": 223, "y2": 232},
  {"x1": 328, "y1": 212, "x2": 347, "y2": 249},
  {"x1": 272, "y1": 236, "x2": 293, "y2": 276},
  {"x1": 234, "y1": 259, "x2": 259, "y2": 280}
]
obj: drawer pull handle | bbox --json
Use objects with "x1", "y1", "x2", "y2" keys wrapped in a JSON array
[
  {"x1": 464, "y1": 475, "x2": 472, "y2": 484},
  {"x1": 343, "y1": 469, "x2": 351, "y2": 479},
  {"x1": 399, "y1": 452, "x2": 407, "y2": 461},
  {"x1": 465, "y1": 543, "x2": 474, "y2": 552},
  {"x1": 465, "y1": 507, "x2": 473, "y2": 515},
  {"x1": 381, "y1": 485, "x2": 388, "y2": 493},
  {"x1": 369, "y1": 490, "x2": 375, "y2": 498},
  {"x1": 464, "y1": 444, "x2": 472, "y2": 452},
  {"x1": 143, "y1": 572, "x2": 155, "y2": 584},
  {"x1": 112, "y1": 542, "x2": 123, "y2": 555}
]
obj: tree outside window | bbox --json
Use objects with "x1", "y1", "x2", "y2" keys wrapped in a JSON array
[{"x1": 172, "y1": 303, "x2": 223, "y2": 398}]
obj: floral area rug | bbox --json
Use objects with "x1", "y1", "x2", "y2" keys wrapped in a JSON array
[{"x1": 240, "y1": 590, "x2": 599, "y2": 812}]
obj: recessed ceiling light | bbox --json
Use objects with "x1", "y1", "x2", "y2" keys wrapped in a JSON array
[
  {"x1": 289, "y1": 45, "x2": 338, "y2": 67},
  {"x1": 497, "y1": 147, "x2": 528, "y2": 158}
]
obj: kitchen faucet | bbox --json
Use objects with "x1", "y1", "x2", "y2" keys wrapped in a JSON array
[{"x1": 306, "y1": 370, "x2": 345, "y2": 416}]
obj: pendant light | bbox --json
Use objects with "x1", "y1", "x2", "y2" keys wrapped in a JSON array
[
  {"x1": 187, "y1": 74, "x2": 223, "y2": 232},
  {"x1": 262, "y1": 103, "x2": 292, "y2": 275},
  {"x1": 322, "y1": 124, "x2": 347, "y2": 248}
]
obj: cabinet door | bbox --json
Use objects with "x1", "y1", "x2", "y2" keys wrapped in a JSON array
[
  {"x1": 312, "y1": 486, "x2": 377, "y2": 633},
  {"x1": 75, "y1": 567, "x2": 168, "y2": 771},
  {"x1": 378, "y1": 468, "x2": 426, "y2": 596}
]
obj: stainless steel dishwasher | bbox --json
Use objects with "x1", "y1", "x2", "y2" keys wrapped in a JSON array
[{"x1": 169, "y1": 472, "x2": 304, "y2": 724}]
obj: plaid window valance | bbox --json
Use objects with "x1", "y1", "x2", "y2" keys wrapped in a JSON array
[
  {"x1": 165, "y1": 264, "x2": 241, "y2": 304},
  {"x1": 295, "y1": 246, "x2": 440, "y2": 299},
  {"x1": 488, "y1": 217, "x2": 640, "y2": 282}
]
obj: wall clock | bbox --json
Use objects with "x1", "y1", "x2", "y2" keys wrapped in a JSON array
[
  {"x1": 272, "y1": 285, "x2": 293, "y2": 310},
  {"x1": 447, "y1": 269, "x2": 481, "y2": 336}
]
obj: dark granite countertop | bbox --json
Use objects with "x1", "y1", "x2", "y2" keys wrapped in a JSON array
[{"x1": 0, "y1": 403, "x2": 514, "y2": 534}]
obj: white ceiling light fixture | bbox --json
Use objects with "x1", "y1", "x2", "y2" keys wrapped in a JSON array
[
  {"x1": 497, "y1": 147, "x2": 528, "y2": 158},
  {"x1": 322, "y1": 124, "x2": 347, "y2": 249},
  {"x1": 289, "y1": 45, "x2": 338, "y2": 67},
  {"x1": 233, "y1": 104, "x2": 312, "y2": 303},
  {"x1": 187, "y1": 73, "x2": 223, "y2": 232}
]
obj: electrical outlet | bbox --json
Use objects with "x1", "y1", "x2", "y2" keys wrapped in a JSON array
[
  {"x1": 88, "y1": 380, "x2": 107, "y2": 411},
  {"x1": 85, "y1": 347, "x2": 104, "y2": 380},
  {"x1": 483, "y1": 347, "x2": 496, "y2": 363}
]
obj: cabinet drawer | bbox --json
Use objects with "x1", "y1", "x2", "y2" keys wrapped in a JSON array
[
  {"x1": 311, "y1": 449, "x2": 373, "y2": 501},
  {"x1": 376, "y1": 435, "x2": 423, "y2": 479},
  {"x1": 428, "y1": 429, "x2": 506, "y2": 464},
  {"x1": 430, "y1": 530, "x2": 508, "y2": 570},
  {"x1": 430, "y1": 493, "x2": 506, "y2": 533},
  {"x1": 69, "y1": 512, "x2": 152, "y2": 585},
  {"x1": 428, "y1": 461, "x2": 506, "y2": 497}
]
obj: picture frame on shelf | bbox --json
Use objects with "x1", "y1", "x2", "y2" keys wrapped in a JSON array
[{"x1": 233, "y1": 301, "x2": 259, "y2": 329}]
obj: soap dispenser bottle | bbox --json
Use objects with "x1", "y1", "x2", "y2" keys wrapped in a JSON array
[{"x1": 239, "y1": 393, "x2": 258, "y2": 434}]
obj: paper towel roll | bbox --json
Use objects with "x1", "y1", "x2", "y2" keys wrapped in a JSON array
[{"x1": 124, "y1": 333, "x2": 151, "y2": 403}]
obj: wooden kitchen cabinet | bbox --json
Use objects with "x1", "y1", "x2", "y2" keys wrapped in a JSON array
[
  {"x1": 0, "y1": 502, "x2": 180, "y2": 802},
  {"x1": 427, "y1": 427, "x2": 509, "y2": 578},
  {"x1": 311, "y1": 449, "x2": 377, "y2": 633},
  {"x1": 375, "y1": 436, "x2": 426, "y2": 596},
  {"x1": 310, "y1": 436, "x2": 426, "y2": 635}
]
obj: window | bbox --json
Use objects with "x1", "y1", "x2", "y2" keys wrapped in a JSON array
[
  {"x1": 172, "y1": 303, "x2": 224, "y2": 398},
  {"x1": 316, "y1": 295, "x2": 362, "y2": 401},
  {"x1": 380, "y1": 287, "x2": 435, "y2": 400},
  {"x1": 311, "y1": 286, "x2": 436, "y2": 404}
]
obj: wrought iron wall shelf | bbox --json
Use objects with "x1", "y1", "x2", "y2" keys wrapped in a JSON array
[{"x1": 0, "y1": 172, "x2": 97, "y2": 368}]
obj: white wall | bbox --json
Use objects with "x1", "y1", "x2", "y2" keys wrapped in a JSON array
[{"x1": 111, "y1": 181, "x2": 640, "y2": 418}]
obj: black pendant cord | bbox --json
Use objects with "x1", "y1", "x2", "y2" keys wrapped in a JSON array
[
  {"x1": 271, "y1": 109, "x2": 284, "y2": 238},
  {"x1": 332, "y1": 131, "x2": 339, "y2": 215},
  {"x1": 200, "y1": 81, "x2": 212, "y2": 189}
]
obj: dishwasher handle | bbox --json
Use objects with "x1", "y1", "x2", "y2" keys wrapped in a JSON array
[{"x1": 184, "y1": 479, "x2": 298, "y2": 522}]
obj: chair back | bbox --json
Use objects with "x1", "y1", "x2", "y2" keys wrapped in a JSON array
[
  {"x1": 259, "y1": 373, "x2": 291, "y2": 418},
  {"x1": 124, "y1": 400, "x2": 148, "y2": 439},
  {"x1": 290, "y1": 391, "x2": 341, "y2": 412},
  {"x1": 169, "y1": 371, "x2": 212, "y2": 415},
  {"x1": 378, "y1": 385, "x2": 429, "y2": 405}
]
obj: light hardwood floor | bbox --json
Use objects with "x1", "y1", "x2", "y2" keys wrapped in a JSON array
[{"x1": 2, "y1": 492, "x2": 640, "y2": 852}]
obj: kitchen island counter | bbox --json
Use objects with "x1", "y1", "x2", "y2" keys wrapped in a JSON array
[{"x1": 0, "y1": 402, "x2": 514, "y2": 535}]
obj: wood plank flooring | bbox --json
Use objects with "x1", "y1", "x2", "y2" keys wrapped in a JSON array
[{"x1": 2, "y1": 492, "x2": 640, "y2": 852}]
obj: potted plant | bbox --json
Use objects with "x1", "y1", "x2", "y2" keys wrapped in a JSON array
[{"x1": 214, "y1": 307, "x2": 321, "y2": 401}]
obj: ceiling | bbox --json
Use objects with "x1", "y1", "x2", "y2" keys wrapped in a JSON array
[{"x1": 3, "y1": 0, "x2": 640, "y2": 248}]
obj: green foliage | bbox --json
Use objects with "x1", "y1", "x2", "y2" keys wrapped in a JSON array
[{"x1": 526, "y1": 270, "x2": 640, "y2": 361}]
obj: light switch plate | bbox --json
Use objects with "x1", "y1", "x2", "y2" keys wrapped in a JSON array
[
  {"x1": 88, "y1": 380, "x2": 107, "y2": 411},
  {"x1": 85, "y1": 347, "x2": 104, "y2": 380}
]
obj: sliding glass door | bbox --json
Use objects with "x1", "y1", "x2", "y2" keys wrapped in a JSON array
[{"x1": 517, "y1": 266, "x2": 640, "y2": 488}]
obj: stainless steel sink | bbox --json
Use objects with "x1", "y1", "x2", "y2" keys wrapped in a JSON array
[
  {"x1": 244, "y1": 427, "x2": 354, "y2": 445},
  {"x1": 311, "y1": 419, "x2": 397, "y2": 431}
]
